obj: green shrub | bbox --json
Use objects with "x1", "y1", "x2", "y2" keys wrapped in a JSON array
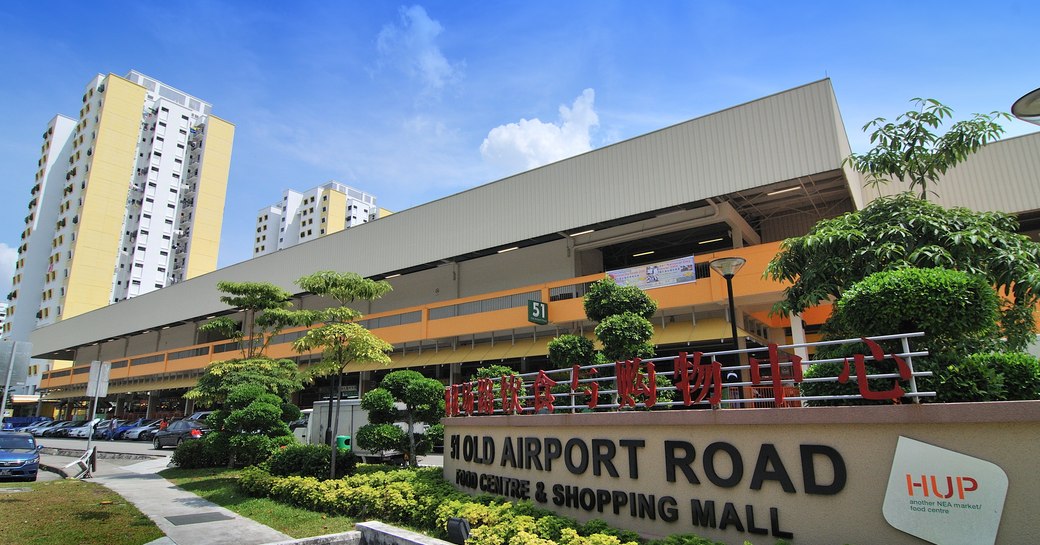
[
  {"x1": 268, "y1": 443, "x2": 356, "y2": 479},
  {"x1": 595, "y1": 312, "x2": 655, "y2": 362},
  {"x1": 647, "y1": 535, "x2": 727, "y2": 545},
  {"x1": 171, "y1": 438, "x2": 211, "y2": 468},
  {"x1": 830, "y1": 267, "x2": 1000, "y2": 355},
  {"x1": 424, "y1": 423, "x2": 444, "y2": 449},
  {"x1": 968, "y1": 352, "x2": 1040, "y2": 400},
  {"x1": 937, "y1": 359, "x2": 1006, "y2": 402},
  {"x1": 548, "y1": 335, "x2": 597, "y2": 368},
  {"x1": 584, "y1": 278, "x2": 657, "y2": 322},
  {"x1": 356, "y1": 422, "x2": 406, "y2": 455},
  {"x1": 238, "y1": 465, "x2": 737, "y2": 545}
]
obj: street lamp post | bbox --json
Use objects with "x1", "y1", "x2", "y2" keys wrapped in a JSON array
[{"x1": 709, "y1": 257, "x2": 747, "y2": 406}]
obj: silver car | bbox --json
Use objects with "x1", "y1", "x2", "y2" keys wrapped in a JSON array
[{"x1": 123, "y1": 420, "x2": 161, "y2": 440}]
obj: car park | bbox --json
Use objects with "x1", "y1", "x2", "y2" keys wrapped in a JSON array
[
  {"x1": 152, "y1": 419, "x2": 209, "y2": 449},
  {"x1": 0, "y1": 432, "x2": 42, "y2": 481}
]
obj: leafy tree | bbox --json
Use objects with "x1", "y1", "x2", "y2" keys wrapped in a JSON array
[
  {"x1": 197, "y1": 281, "x2": 301, "y2": 359},
  {"x1": 829, "y1": 267, "x2": 1000, "y2": 355},
  {"x1": 547, "y1": 335, "x2": 596, "y2": 369},
  {"x1": 583, "y1": 278, "x2": 658, "y2": 362},
  {"x1": 185, "y1": 357, "x2": 306, "y2": 406},
  {"x1": 288, "y1": 270, "x2": 393, "y2": 477},
  {"x1": 183, "y1": 282, "x2": 308, "y2": 467},
  {"x1": 766, "y1": 194, "x2": 1040, "y2": 350},
  {"x1": 183, "y1": 358, "x2": 306, "y2": 467},
  {"x1": 356, "y1": 370, "x2": 444, "y2": 467},
  {"x1": 584, "y1": 278, "x2": 657, "y2": 322},
  {"x1": 845, "y1": 98, "x2": 1009, "y2": 200}
]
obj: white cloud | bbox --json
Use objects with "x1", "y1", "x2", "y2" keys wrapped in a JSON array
[
  {"x1": 377, "y1": 5, "x2": 464, "y2": 94},
  {"x1": 0, "y1": 242, "x2": 16, "y2": 299},
  {"x1": 480, "y1": 89, "x2": 599, "y2": 172}
]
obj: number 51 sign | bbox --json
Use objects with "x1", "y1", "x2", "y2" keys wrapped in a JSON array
[{"x1": 528, "y1": 300, "x2": 549, "y2": 325}]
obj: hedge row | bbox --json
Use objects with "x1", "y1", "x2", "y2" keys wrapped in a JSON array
[{"x1": 237, "y1": 466, "x2": 788, "y2": 545}]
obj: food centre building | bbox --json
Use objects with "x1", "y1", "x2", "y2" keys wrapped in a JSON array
[
  {"x1": 29, "y1": 78, "x2": 1040, "y2": 414},
  {"x1": 26, "y1": 77, "x2": 1040, "y2": 544}
]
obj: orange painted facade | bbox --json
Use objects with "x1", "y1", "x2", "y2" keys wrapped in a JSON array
[{"x1": 40, "y1": 242, "x2": 825, "y2": 391}]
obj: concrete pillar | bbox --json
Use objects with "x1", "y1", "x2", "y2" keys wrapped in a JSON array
[
  {"x1": 184, "y1": 398, "x2": 195, "y2": 417},
  {"x1": 146, "y1": 392, "x2": 158, "y2": 419},
  {"x1": 789, "y1": 312, "x2": 809, "y2": 360},
  {"x1": 114, "y1": 394, "x2": 126, "y2": 418}
]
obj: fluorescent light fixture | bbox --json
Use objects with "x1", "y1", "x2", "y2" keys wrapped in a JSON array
[
  {"x1": 161, "y1": 326, "x2": 171, "y2": 330},
  {"x1": 698, "y1": 237, "x2": 725, "y2": 245},
  {"x1": 498, "y1": 247, "x2": 519, "y2": 253},
  {"x1": 570, "y1": 229, "x2": 595, "y2": 237},
  {"x1": 632, "y1": 250, "x2": 655, "y2": 257},
  {"x1": 385, "y1": 273, "x2": 401, "y2": 279},
  {"x1": 204, "y1": 315, "x2": 215, "y2": 319},
  {"x1": 767, "y1": 186, "x2": 800, "y2": 196}
]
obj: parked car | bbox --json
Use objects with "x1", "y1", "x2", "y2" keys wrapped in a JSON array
[
  {"x1": 186, "y1": 411, "x2": 214, "y2": 423},
  {"x1": 152, "y1": 419, "x2": 210, "y2": 449},
  {"x1": 123, "y1": 420, "x2": 161, "y2": 440},
  {"x1": 67, "y1": 418, "x2": 103, "y2": 439},
  {"x1": 19, "y1": 419, "x2": 55, "y2": 434},
  {"x1": 42, "y1": 420, "x2": 80, "y2": 437},
  {"x1": 111, "y1": 418, "x2": 152, "y2": 440},
  {"x1": 94, "y1": 419, "x2": 126, "y2": 440},
  {"x1": 0, "y1": 432, "x2": 42, "y2": 481},
  {"x1": 30, "y1": 420, "x2": 67, "y2": 437}
]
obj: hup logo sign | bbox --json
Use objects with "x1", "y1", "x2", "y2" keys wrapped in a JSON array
[{"x1": 883, "y1": 436, "x2": 1008, "y2": 545}]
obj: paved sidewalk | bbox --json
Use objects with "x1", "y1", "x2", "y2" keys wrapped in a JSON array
[{"x1": 46, "y1": 455, "x2": 291, "y2": 545}]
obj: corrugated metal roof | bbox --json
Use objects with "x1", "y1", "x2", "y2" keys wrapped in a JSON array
[
  {"x1": 872, "y1": 132, "x2": 1040, "y2": 213},
  {"x1": 31, "y1": 79, "x2": 854, "y2": 357}
]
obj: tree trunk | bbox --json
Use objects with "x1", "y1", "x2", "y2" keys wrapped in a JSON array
[
  {"x1": 329, "y1": 371, "x2": 343, "y2": 479},
  {"x1": 406, "y1": 409, "x2": 416, "y2": 468}
]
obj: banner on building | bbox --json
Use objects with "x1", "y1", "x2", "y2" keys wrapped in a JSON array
[{"x1": 607, "y1": 256, "x2": 695, "y2": 291}]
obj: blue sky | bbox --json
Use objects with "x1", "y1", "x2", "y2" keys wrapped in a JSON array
[{"x1": 1, "y1": 1, "x2": 1037, "y2": 298}]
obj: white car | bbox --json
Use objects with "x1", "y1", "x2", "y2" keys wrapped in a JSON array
[{"x1": 67, "y1": 419, "x2": 102, "y2": 439}]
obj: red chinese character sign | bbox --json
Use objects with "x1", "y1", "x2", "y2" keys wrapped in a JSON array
[{"x1": 443, "y1": 333, "x2": 928, "y2": 417}]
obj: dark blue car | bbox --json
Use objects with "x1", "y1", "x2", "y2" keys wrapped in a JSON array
[{"x1": 0, "y1": 432, "x2": 42, "y2": 482}]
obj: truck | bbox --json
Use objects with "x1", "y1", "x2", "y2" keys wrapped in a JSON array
[{"x1": 307, "y1": 399, "x2": 424, "y2": 463}]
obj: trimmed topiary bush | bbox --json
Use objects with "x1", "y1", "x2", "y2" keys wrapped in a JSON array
[
  {"x1": 584, "y1": 278, "x2": 657, "y2": 322},
  {"x1": 829, "y1": 267, "x2": 1000, "y2": 355}
]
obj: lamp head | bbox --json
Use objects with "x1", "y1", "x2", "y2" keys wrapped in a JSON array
[
  {"x1": 1012, "y1": 87, "x2": 1040, "y2": 126},
  {"x1": 709, "y1": 256, "x2": 747, "y2": 279}
]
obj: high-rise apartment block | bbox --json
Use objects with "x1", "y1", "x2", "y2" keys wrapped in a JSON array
[
  {"x1": 253, "y1": 181, "x2": 387, "y2": 256},
  {"x1": 4, "y1": 71, "x2": 234, "y2": 342}
]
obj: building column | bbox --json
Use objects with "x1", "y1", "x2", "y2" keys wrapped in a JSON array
[
  {"x1": 184, "y1": 398, "x2": 195, "y2": 417},
  {"x1": 113, "y1": 394, "x2": 126, "y2": 418},
  {"x1": 146, "y1": 392, "x2": 158, "y2": 419},
  {"x1": 789, "y1": 312, "x2": 809, "y2": 360}
]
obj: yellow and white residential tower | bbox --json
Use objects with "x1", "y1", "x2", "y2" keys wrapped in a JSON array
[{"x1": 4, "y1": 71, "x2": 234, "y2": 393}]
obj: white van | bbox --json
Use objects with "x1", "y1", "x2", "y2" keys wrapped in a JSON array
[{"x1": 290, "y1": 409, "x2": 312, "y2": 443}]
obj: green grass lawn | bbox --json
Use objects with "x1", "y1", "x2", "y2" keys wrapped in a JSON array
[
  {"x1": 0, "y1": 479, "x2": 163, "y2": 545},
  {"x1": 160, "y1": 467, "x2": 357, "y2": 538}
]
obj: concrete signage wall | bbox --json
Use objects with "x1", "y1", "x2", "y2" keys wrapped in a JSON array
[{"x1": 443, "y1": 401, "x2": 1040, "y2": 545}]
